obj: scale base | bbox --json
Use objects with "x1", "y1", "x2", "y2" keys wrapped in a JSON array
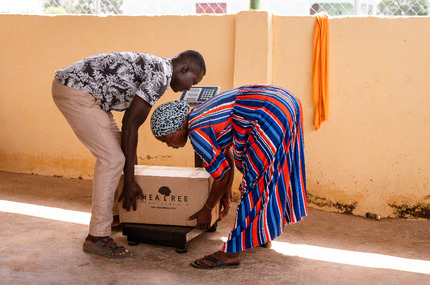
[{"x1": 122, "y1": 223, "x2": 217, "y2": 253}]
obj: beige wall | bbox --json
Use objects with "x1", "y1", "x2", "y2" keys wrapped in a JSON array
[
  {"x1": 272, "y1": 16, "x2": 430, "y2": 218},
  {"x1": 0, "y1": 14, "x2": 236, "y2": 177},
  {"x1": 0, "y1": 12, "x2": 429, "y2": 219}
]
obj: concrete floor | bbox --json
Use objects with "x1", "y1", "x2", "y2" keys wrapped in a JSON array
[{"x1": 0, "y1": 171, "x2": 429, "y2": 285}]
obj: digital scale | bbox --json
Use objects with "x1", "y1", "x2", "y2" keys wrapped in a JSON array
[
  {"x1": 122, "y1": 86, "x2": 221, "y2": 253},
  {"x1": 179, "y1": 86, "x2": 220, "y2": 106},
  {"x1": 180, "y1": 86, "x2": 220, "y2": 167}
]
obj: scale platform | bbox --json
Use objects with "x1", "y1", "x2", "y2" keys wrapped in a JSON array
[{"x1": 122, "y1": 222, "x2": 217, "y2": 253}]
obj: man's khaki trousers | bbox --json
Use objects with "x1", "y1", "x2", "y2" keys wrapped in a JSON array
[{"x1": 52, "y1": 77, "x2": 123, "y2": 237}]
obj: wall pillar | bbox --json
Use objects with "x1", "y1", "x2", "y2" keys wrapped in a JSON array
[{"x1": 233, "y1": 10, "x2": 273, "y2": 86}]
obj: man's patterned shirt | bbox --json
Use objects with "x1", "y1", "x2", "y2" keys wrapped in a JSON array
[{"x1": 55, "y1": 52, "x2": 172, "y2": 111}]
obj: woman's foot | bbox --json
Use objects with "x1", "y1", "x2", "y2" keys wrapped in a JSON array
[
  {"x1": 191, "y1": 251, "x2": 240, "y2": 269},
  {"x1": 259, "y1": 241, "x2": 272, "y2": 248},
  {"x1": 83, "y1": 235, "x2": 130, "y2": 258},
  {"x1": 111, "y1": 215, "x2": 122, "y2": 230}
]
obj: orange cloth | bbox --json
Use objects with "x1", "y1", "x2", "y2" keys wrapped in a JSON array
[{"x1": 312, "y1": 12, "x2": 329, "y2": 130}]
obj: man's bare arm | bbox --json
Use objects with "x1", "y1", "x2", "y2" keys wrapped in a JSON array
[{"x1": 118, "y1": 96, "x2": 152, "y2": 211}]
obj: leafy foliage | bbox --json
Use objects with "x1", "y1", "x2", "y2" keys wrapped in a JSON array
[{"x1": 44, "y1": 0, "x2": 123, "y2": 14}]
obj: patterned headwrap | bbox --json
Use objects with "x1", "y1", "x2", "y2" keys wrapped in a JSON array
[{"x1": 150, "y1": 100, "x2": 190, "y2": 137}]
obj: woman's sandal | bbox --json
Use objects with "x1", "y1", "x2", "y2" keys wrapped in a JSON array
[
  {"x1": 83, "y1": 236, "x2": 130, "y2": 259},
  {"x1": 191, "y1": 255, "x2": 240, "y2": 270},
  {"x1": 259, "y1": 241, "x2": 272, "y2": 248}
]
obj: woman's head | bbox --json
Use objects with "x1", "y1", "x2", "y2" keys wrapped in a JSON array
[{"x1": 150, "y1": 100, "x2": 190, "y2": 148}]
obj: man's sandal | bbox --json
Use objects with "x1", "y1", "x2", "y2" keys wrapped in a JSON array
[
  {"x1": 83, "y1": 237, "x2": 130, "y2": 259},
  {"x1": 191, "y1": 255, "x2": 240, "y2": 270}
]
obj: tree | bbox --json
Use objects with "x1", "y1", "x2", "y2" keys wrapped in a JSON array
[
  {"x1": 44, "y1": 0, "x2": 123, "y2": 15},
  {"x1": 378, "y1": 0, "x2": 429, "y2": 16},
  {"x1": 250, "y1": 0, "x2": 260, "y2": 10}
]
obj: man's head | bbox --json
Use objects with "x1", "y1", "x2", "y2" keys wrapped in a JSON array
[
  {"x1": 150, "y1": 100, "x2": 190, "y2": 148},
  {"x1": 170, "y1": 50, "x2": 206, "y2": 92}
]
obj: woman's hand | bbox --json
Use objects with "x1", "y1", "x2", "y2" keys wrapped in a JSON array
[
  {"x1": 219, "y1": 192, "x2": 231, "y2": 219},
  {"x1": 189, "y1": 207, "x2": 212, "y2": 231},
  {"x1": 189, "y1": 150, "x2": 234, "y2": 230},
  {"x1": 219, "y1": 148, "x2": 234, "y2": 219}
]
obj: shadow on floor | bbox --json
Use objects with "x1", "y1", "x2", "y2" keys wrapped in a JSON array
[{"x1": 1, "y1": 171, "x2": 429, "y2": 284}]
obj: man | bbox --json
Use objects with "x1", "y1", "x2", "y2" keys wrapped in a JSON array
[
  {"x1": 150, "y1": 85, "x2": 307, "y2": 268},
  {"x1": 52, "y1": 50, "x2": 206, "y2": 258}
]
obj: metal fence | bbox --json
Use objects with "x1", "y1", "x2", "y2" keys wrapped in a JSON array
[
  {"x1": 43, "y1": 0, "x2": 123, "y2": 14},
  {"x1": 2, "y1": 0, "x2": 429, "y2": 16},
  {"x1": 311, "y1": 0, "x2": 430, "y2": 16}
]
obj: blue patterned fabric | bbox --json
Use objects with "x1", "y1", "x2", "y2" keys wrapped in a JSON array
[{"x1": 188, "y1": 85, "x2": 308, "y2": 253}]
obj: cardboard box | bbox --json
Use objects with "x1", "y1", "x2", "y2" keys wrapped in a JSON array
[{"x1": 118, "y1": 165, "x2": 218, "y2": 227}]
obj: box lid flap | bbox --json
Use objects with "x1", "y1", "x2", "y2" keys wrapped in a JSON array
[{"x1": 134, "y1": 165, "x2": 211, "y2": 179}]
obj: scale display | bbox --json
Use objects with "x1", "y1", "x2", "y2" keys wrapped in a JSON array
[{"x1": 179, "y1": 86, "x2": 220, "y2": 106}]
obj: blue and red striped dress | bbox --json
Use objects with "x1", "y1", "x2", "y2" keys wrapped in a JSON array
[{"x1": 188, "y1": 85, "x2": 307, "y2": 253}]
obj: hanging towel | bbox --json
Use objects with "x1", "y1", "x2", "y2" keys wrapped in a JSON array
[{"x1": 312, "y1": 12, "x2": 329, "y2": 130}]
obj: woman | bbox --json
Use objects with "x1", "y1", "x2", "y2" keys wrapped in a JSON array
[{"x1": 150, "y1": 85, "x2": 307, "y2": 269}]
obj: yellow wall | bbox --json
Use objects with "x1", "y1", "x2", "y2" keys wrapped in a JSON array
[
  {"x1": 0, "y1": 14, "x2": 236, "y2": 177},
  {"x1": 1, "y1": 12, "x2": 429, "y2": 218},
  {"x1": 272, "y1": 16, "x2": 430, "y2": 218}
]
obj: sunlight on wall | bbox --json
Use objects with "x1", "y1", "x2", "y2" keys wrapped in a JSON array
[
  {"x1": 0, "y1": 200, "x2": 90, "y2": 225},
  {"x1": 220, "y1": 237, "x2": 430, "y2": 275}
]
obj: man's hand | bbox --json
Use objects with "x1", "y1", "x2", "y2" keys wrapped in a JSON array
[
  {"x1": 118, "y1": 180, "x2": 144, "y2": 211},
  {"x1": 120, "y1": 96, "x2": 151, "y2": 211},
  {"x1": 189, "y1": 207, "x2": 212, "y2": 231}
]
